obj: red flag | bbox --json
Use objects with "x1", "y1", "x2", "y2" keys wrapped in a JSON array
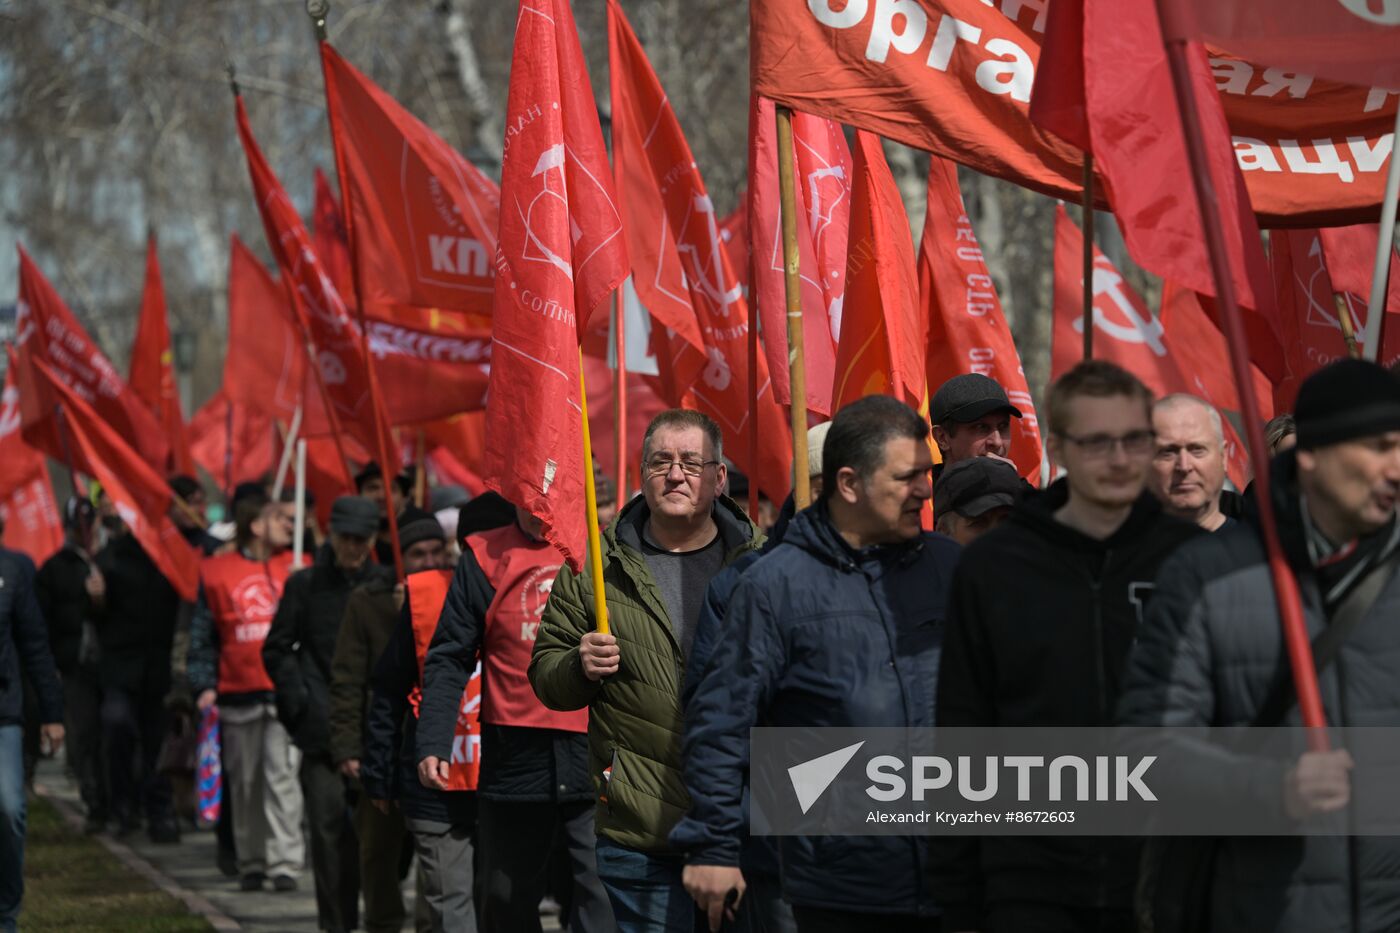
[
  {"x1": 0, "y1": 368, "x2": 63, "y2": 564},
  {"x1": 748, "y1": 96, "x2": 850, "y2": 416},
  {"x1": 225, "y1": 235, "x2": 309, "y2": 426},
  {"x1": 608, "y1": 0, "x2": 792, "y2": 503},
  {"x1": 366, "y1": 316, "x2": 491, "y2": 424},
  {"x1": 1051, "y1": 207, "x2": 1265, "y2": 489},
  {"x1": 234, "y1": 94, "x2": 399, "y2": 476},
  {"x1": 313, "y1": 168, "x2": 355, "y2": 306},
  {"x1": 1161, "y1": 3, "x2": 1400, "y2": 91},
  {"x1": 13, "y1": 246, "x2": 170, "y2": 472},
  {"x1": 320, "y1": 43, "x2": 501, "y2": 322},
  {"x1": 832, "y1": 131, "x2": 925, "y2": 410},
  {"x1": 1269, "y1": 229, "x2": 1354, "y2": 411},
  {"x1": 129, "y1": 236, "x2": 196, "y2": 477},
  {"x1": 188, "y1": 389, "x2": 277, "y2": 491},
  {"x1": 920, "y1": 157, "x2": 1044, "y2": 483},
  {"x1": 1318, "y1": 224, "x2": 1400, "y2": 366},
  {"x1": 1082, "y1": 0, "x2": 1284, "y2": 382},
  {"x1": 751, "y1": 0, "x2": 1396, "y2": 225},
  {"x1": 1029, "y1": 0, "x2": 1090, "y2": 152},
  {"x1": 23, "y1": 354, "x2": 199, "y2": 600},
  {"x1": 486, "y1": 0, "x2": 630, "y2": 569}
]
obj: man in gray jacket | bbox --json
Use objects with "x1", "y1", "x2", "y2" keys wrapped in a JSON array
[{"x1": 1119, "y1": 359, "x2": 1400, "y2": 933}]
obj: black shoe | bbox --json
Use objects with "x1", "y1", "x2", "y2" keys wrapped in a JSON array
[
  {"x1": 240, "y1": 873, "x2": 267, "y2": 892},
  {"x1": 113, "y1": 812, "x2": 139, "y2": 839},
  {"x1": 148, "y1": 819, "x2": 181, "y2": 845},
  {"x1": 217, "y1": 846, "x2": 239, "y2": 878},
  {"x1": 271, "y1": 875, "x2": 298, "y2": 893}
]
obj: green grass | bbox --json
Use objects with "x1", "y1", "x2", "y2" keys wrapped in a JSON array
[{"x1": 20, "y1": 795, "x2": 214, "y2": 932}]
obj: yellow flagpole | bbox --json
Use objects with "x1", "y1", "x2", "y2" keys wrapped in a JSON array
[
  {"x1": 579, "y1": 349, "x2": 611, "y2": 636},
  {"x1": 776, "y1": 106, "x2": 811, "y2": 509}
]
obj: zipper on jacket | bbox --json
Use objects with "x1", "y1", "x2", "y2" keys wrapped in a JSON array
[{"x1": 1089, "y1": 550, "x2": 1110, "y2": 911}]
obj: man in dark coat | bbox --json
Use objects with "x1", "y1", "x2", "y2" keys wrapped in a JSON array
[
  {"x1": 264, "y1": 496, "x2": 391, "y2": 933},
  {"x1": 675, "y1": 396, "x2": 959, "y2": 933},
  {"x1": 36, "y1": 497, "x2": 106, "y2": 832},
  {"x1": 0, "y1": 525, "x2": 64, "y2": 933},
  {"x1": 1119, "y1": 359, "x2": 1400, "y2": 933}
]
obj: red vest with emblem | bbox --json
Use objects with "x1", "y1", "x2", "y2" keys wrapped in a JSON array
[
  {"x1": 467, "y1": 523, "x2": 587, "y2": 733},
  {"x1": 201, "y1": 550, "x2": 294, "y2": 695},
  {"x1": 406, "y1": 569, "x2": 481, "y2": 792}
]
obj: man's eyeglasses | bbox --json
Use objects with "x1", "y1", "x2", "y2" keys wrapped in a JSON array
[
  {"x1": 1056, "y1": 429, "x2": 1156, "y2": 458},
  {"x1": 645, "y1": 456, "x2": 721, "y2": 477}
]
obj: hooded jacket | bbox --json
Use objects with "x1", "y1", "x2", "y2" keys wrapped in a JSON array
[
  {"x1": 0, "y1": 548, "x2": 62, "y2": 728},
  {"x1": 930, "y1": 480, "x2": 1200, "y2": 929},
  {"x1": 528, "y1": 494, "x2": 762, "y2": 853},
  {"x1": 670, "y1": 499, "x2": 960, "y2": 917},
  {"x1": 1118, "y1": 450, "x2": 1400, "y2": 933}
]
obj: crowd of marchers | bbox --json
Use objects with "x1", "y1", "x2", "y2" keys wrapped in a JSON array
[{"x1": 2, "y1": 355, "x2": 1398, "y2": 933}]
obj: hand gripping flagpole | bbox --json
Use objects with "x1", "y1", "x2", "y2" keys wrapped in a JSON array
[
  {"x1": 1156, "y1": 12, "x2": 1326, "y2": 745},
  {"x1": 776, "y1": 106, "x2": 811, "y2": 509},
  {"x1": 579, "y1": 349, "x2": 610, "y2": 636}
]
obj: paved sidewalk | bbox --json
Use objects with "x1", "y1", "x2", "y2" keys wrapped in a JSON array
[{"x1": 33, "y1": 757, "x2": 566, "y2": 931}]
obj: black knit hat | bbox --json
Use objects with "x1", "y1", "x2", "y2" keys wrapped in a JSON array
[
  {"x1": 396, "y1": 506, "x2": 446, "y2": 551},
  {"x1": 1295, "y1": 359, "x2": 1400, "y2": 450}
]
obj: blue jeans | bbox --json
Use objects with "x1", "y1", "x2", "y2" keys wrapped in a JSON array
[
  {"x1": 0, "y1": 724, "x2": 27, "y2": 932},
  {"x1": 594, "y1": 838, "x2": 695, "y2": 933}
]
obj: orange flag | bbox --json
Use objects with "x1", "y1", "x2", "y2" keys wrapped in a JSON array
[
  {"x1": 748, "y1": 96, "x2": 850, "y2": 417},
  {"x1": 321, "y1": 42, "x2": 501, "y2": 322},
  {"x1": 21, "y1": 352, "x2": 199, "y2": 600},
  {"x1": 129, "y1": 235, "x2": 196, "y2": 477},
  {"x1": 832, "y1": 131, "x2": 925, "y2": 411},
  {"x1": 921, "y1": 156, "x2": 1043, "y2": 482},
  {"x1": 234, "y1": 94, "x2": 399, "y2": 476},
  {"x1": 486, "y1": 0, "x2": 630, "y2": 570},
  {"x1": 13, "y1": 246, "x2": 170, "y2": 472},
  {"x1": 1052, "y1": 206, "x2": 1267, "y2": 489},
  {"x1": 608, "y1": 0, "x2": 792, "y2": 502},
  {"x1": 0, "y1": 367, "x2": 63, "y2": 565}
]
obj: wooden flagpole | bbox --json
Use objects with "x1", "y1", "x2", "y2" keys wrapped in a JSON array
[
  {"x1": 414, "y1": 428, "x2": 428, "y2": 508},
  {"x1": 1159, "y1": 11, "x2": 1326, "y2": 741},
  {"x1": 775, "y1": 106, "x2": 811, "y2": 509},
  {"x1": 579, "y1": 350, "x2": 610, "y2": 636},
  {"x1": 1081, "y1": 155, "x2": 1095, "y2": 360},
  {"x1": 1335, "y1": 295, "x2": 1362, "y2": 360},
  {"x1": 310, "y1": 2, "x2": 404, "y2": 581},
  {"x1": 613, "y1": 291, "x2": 628, "y2": 512}
]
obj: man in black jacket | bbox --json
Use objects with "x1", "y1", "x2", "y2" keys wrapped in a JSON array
[
  {"x1": 931, "y1": 360, "x2": 1200, "y2": 933},
  {"x1": 1119, "y1": 360, "x2": 1400, "y2": 933},
  {"x1": 36, "y1": 498, "x2": 106, "y2": 833},
  {"x1": 263, "y1": 496, "x2": 390, "y2": 933},
  {"x1": 675, "y1": 395, "x2": 959, "y2": 933},
  {"x1": 415, "y1": 503, "x2": 613, "y2": 933},
  {"x1": 93, "y1": 505, "x2": 184, "y2": 843},
  {"x1": 0, "y1": 533, "x2": 64, "y2": 933}
]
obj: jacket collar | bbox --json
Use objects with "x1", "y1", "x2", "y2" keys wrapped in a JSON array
[{"x1": 783, "y1": 499, "x2": 925, "y2": 573}]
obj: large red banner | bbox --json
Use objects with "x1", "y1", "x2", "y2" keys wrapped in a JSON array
[
  {"x1": 750, "y1": 0, "x2": 1396, "y2": 225},
  {"x1": 0, "y1": 368, "x2": 62, "y2": 565}
]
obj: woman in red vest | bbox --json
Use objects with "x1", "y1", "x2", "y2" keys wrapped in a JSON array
[{"x1": 188, "y1": 492, "x2": 303, "y2": 893}]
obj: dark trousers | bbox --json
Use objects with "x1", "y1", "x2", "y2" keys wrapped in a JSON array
[
  {"x1": 62, "y1": 671, "x2": 107, "y2": 820},
  {"x1": 301, "y1": 755, "x2": 360, "y2": 933},
  {"x1": 984, "y1": 903, "x2": 1134, "y2": 933},
  {"x1": 791, "y1": 906, "x2": 938, "y2": 933},
  {"x1": 478, "y1": 799, "x2": 613, "y2": 933},
  {"x1": 354, "y1": 791, "x2": 407, "y2": 933},
  {"x1": 100, "y1": 685, "x2": 173, "y2": 824}
]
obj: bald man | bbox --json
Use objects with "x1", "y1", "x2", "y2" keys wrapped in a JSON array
[{"x1": 1148, "y1": 394, "x2": 1231, "y2": 532}]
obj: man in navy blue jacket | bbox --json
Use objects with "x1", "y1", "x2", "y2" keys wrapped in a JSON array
[
  {"x1": 672, "y1": 396, "x2": 959, "y2": 933},
  {"x1": 0, "y1": 539, "x2": 64, "y2": 933}
]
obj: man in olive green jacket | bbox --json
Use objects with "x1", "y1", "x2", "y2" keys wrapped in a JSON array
[{"x1": 529, "y1": 410, "x2": 762, "y2": 933}]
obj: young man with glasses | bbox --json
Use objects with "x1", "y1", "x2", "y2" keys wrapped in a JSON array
[
  {"x1": 530, "y1": 409, "x2": 763, "y2": 933},
  {"x1": 930, "y1": 360, "x2": 1201, "y2": 933}
]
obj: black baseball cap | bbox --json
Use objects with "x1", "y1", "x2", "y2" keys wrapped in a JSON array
[
  {"x1": 929, "y1": 373, "x2": 1022, "y2": 425},
  {"x1": 933, "y1": 457, "x2": 1023, "y2": 518}
]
